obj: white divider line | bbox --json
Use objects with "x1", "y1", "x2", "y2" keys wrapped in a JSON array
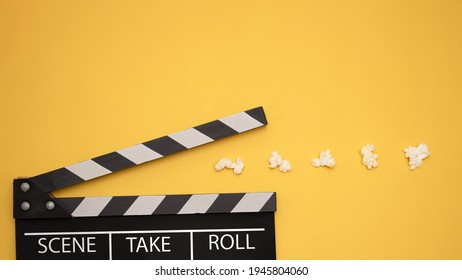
[
  {"x1": 108, "y1": 233, "x2": 112, "y2": 260},
  {"x1": 190, "y1": 232, "x2": 194, "y2": 260},
  {"x1": 24, "y1": 228, "x2": 265, "y2": 236}
]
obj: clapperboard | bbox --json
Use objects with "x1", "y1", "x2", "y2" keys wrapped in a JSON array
[{"x1": 14, "y1": 107, "x2": 277, "y2": 260}]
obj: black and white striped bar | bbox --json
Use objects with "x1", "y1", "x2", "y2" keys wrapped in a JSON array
[
  {"x1": 30, "y1": 107, "x2": 267, "y2": 193},
  {"x1": 54, "y1": 192, "x2": 276, "y2": 218}
]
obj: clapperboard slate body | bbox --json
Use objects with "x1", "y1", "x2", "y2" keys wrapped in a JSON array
[{"x1": 14, "y1": 107, "x2": 277, "y2": 260}]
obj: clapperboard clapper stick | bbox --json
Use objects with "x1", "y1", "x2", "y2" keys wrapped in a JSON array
[{"x1": 14, "y1": 107, "x2": 277, "y2": 260}]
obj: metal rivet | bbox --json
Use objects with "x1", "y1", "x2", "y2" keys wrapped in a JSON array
[
  {"x1": 45, "y1": 201, "x2": 55, "y2": 211},
  {"x1": 21, "y1": 201, "x2": 30, "y2": 211},
  {"x1": 20, "y1": 182, "x2": 30, "y2": 192}
]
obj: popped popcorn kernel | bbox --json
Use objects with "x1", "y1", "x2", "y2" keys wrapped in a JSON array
[
  {"x1": 269, "y1": 151, "x2": 283, "y2": 169},
  {"x1": 269, "y1": 151, "x2": 291, "y2": 172},
  {"x1": 311, "y1": 149, "x2": 336, "y2": 168},
  {"x1": 361, "y1": 144, "x2": 379, "y2": 170},
  {"x1": 215, "y1": 157, "x2": 243, "y2": 174},
  {"x1": 279, "y1": 160, "x2": 292, "y2": 172},
  {"x1": 233, "y1": 157, "x2": 245, "y2": 174},
  {"x1": 404, "y1": 144, "x2": 430, "y2": 170}
]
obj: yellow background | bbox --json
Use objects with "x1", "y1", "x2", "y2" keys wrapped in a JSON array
[{"x1": 1, "y1": 0, "x2": 461, "y2": 260}]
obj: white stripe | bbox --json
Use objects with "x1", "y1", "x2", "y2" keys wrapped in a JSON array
[
  {"x1": 65, "y1": 160, "x2": 111, "y2": 181},
  {"x1": 72, "y1": 196, "x2": 113, "y2": 217},
  {"x1": 168, "y1": 128, "x2": 213, "y2": 149},
  {"x1": 124, "y1": 196, "x2": 166, "y2": 216},
  {"x1": 219, "y1": 112, "x2": 263, "y2": 133},
  {"x1": 178, "y1": 194, "x2": 219, "y2": 214},
  {"x1": 117, "y1": 144, "x2": 162, "y2": 165},
  {"x1": 231, "y1": 192, "x2": 274, "y2": 213}
]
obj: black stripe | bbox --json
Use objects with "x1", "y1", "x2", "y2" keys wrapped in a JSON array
[
  {"x1": 259, "y1": 193, "x2": 276, "y2": 212},
  {"x1": 153, "y1": 195, "x2": 191, "y2": 215},
  {"x1": 99, "y1": 196, "x2": 138, "y2": 216},
  {"x1": 92, "y1": 152, "x2": 136, "y2": 171},
  {"x1": 206, "y1": 193, "x2": 246, "y2": 213},
  {"x1": 31, "y1": 168, "x2": 85, "y2": 193},
  {"x1": 143, "y1": 136, "x2": 187, "y2": 156},
  {"x1": 194, "y1": 120, "x2": 238, "y2": 140},
  {"x1": 245, "y1": 107, "x2": 267, "y2": 125},
  {"x1": 54, "y1": 197, "x2": 85, "y2": 214}
]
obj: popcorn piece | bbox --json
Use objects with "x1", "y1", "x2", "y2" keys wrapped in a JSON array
[
  {"x1": 233, "y1": 157, "x2": 244, "y2": 174},
  {"x1": 311, "y1": 149, "x2": 336, "y2": 168},
  {"x1": 279, "y1": 160, "x2": 292, "y2": 172},
  {"x1": 269, "y1": 151, "x2": 283, "y2": 169},
  {"x1": 361, "y1": 144, "x2": 379, "y2": 169},
  {"x1": 215, "y1": 158, "x2": 235, "y2": 171},
  {"x1": 269, "y1": 151, "x2": 292, "y2": 172},
  {"x1": 404, "y1": 144, "x2": 430, "y2": 170},
  {"x1": 215, "y1": 157, "x2": 243, "y2": 174}
]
